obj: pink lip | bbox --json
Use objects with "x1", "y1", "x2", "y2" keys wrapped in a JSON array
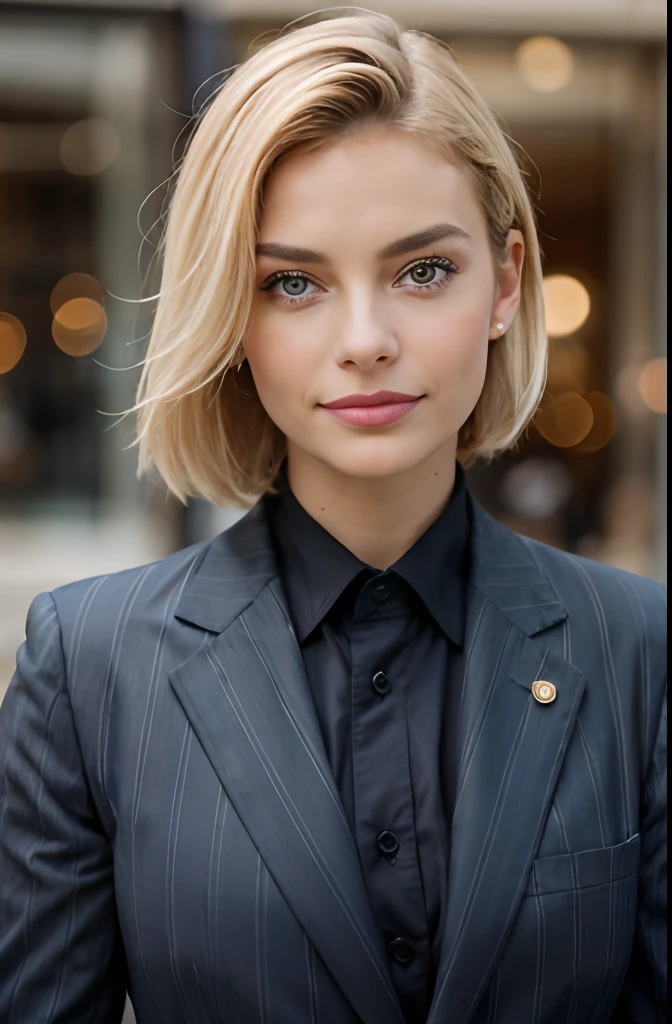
[
  {"x1": 322, "y1": 390, "x2": 421, "y2": 409},
  {"x1": 320, "y1": 391, "x2": 424, "y2": 427}
]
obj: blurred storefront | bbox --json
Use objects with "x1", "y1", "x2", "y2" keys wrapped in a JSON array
[{"x1": 0, "y1": 0, "x2": 667, "y2": 685}]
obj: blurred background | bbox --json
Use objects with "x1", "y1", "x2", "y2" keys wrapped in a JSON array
[{"x1": 0, "y1": 0, "x2": 667, "y2": 697}]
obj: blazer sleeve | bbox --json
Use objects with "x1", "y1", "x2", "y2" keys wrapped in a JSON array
[
  {"x1": 0, "y1": 592, "x2": 128, "y2": 1024},
  {"x1": 614, "y1": 685, "x2": 667, "y2": 1023}
]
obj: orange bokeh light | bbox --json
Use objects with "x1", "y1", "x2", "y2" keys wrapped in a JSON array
[
  {"x1": 533, "y1": 390, "x2": 617, "y2": 453},
  {"x1": 543, "y1": 275, "x2": 591, "y2": 337},
  {"x1": 569, "y1": 391, "x2": 617, "y2": 454},
  {"x1": 533, "y1": 391, "x2": 594, "y2": 447},
  {"x1": 50, "y1": 273, "x2": 104, "y2": 316},
  {"x1": 638, "y1": 358, "x2": 667, "y2": 414},
  {"x1": 0, "y1": 313, "x2": 27, "y2": 374},
  {"x1": 515, "y1": 36, "x2": 575, "y2": 93},
  {"x1": 52, "y1": 298, "x2": 107, "y2": 356}
]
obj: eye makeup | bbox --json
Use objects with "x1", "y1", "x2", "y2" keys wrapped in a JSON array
[{"x1": 259, "y1": 255, "x2": 459, "y2": 307}]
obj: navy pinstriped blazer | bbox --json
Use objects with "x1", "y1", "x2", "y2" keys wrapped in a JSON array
[{"x1": 0, "y1": 490, "x2": 667, "y2": 1024}]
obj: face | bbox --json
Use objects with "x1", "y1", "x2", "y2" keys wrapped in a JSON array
[{"x1": 244, "y1": 127, "x2": 524, "y2": 484}]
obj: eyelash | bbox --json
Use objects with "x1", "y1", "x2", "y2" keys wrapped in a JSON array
[{"x1": 259, "y1": 256, "x2": 459, "y2": 308}]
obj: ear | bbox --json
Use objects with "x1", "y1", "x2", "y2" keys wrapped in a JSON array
[{"x1": 489, "y1": 228, "x2": 525, "y2": 340}]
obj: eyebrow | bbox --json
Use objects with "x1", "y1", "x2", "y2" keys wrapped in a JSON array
[{"x1": 255, "y1": 222, "x2": 471, "y2": 264}]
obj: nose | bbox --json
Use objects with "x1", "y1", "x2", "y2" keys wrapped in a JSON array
[{"x1": 333, "y1": 297, "x2": 400, "y2": 371}]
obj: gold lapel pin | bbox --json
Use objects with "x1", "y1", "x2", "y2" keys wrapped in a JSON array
[{"x1": 532, "y1": 680, "x2": 557, "y2": 704}]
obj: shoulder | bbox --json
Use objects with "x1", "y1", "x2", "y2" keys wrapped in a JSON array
[
  {"x1": 24, "y1": 500, "x2": 273, "y2": 673},
  {"x1": 36, "y1": 539, "x2": 210, "y2": 661},
  {"x1": 516, "y1": 532, "x2": 667, "y2": 673},
  {"x1": 522, "y1": 533, "x2": 665, "y2": 624}
]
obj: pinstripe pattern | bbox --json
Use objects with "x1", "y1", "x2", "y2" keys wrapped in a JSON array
[{"x1": 0, "y1": 494, "x2": 666, "y2": 1023}]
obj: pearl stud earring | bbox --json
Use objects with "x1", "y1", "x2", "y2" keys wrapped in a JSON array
[{"x1": 496, "y1": 322, "x2": 505, "y2": 332}]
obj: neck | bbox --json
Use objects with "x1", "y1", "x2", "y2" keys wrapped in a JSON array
[{"x1": 285, "y1": 442, "x2": 458, "y2": 570}]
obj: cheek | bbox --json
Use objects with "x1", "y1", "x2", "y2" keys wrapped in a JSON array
[
  {"x1": 244, "y1": 319, "x2": 313, "y2": 424},
  {"x1": 421, "y1": 305, "x2": 490, "y2": 390}
]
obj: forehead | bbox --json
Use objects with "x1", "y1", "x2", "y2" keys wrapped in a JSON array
[{"x1": 259, "y1": 127, "x2": 487, "y2": 245}]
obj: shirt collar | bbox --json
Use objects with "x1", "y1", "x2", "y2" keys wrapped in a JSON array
[{"x1": 267, "y1": 460, "x2": 471, "y2": 646}]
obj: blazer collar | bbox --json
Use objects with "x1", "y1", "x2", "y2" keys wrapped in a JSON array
[
  {"x1": 467, "y1": 493, "x2": 569, "y2": 634},
  {"x1": 174, "y1": 490, "x2": 569, "y2": 639},
  {"x1": 174, "y1": 500, "x2": 277, "y2": 634}
]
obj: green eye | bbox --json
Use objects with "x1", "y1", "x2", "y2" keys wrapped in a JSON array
[{"x1": 397, "y1": 257, "x2": 458, "y2": 290}]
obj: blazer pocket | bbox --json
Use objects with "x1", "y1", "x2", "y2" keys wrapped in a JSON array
[{"x1": 525, "y1": 833, "x2": 641, "y2": 896}]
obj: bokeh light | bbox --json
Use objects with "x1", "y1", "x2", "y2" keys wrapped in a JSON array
[
  {"x1": 50, "y1": 273, "x2": 104, "y2": 316},
  {"x1": 52, "y1": 298, "x2": 107, "y2": 356},
  {"x1": 533, "y1": 390, "x2": 617, "y2": 452},
  {"x1": 638, "y1": 357, "x2": 667, "y2": 414},
  {"x1": 0, "y1": 313, "x2": 27, "y2": 374},
  {"x1": 533, "y1": 391, "x2": 594, "y2": 447},
  {"x1": 501, "y1": 457, "x2": 572, "y2": 518},
  {"x1": 543, "y1": 274, "x2": 591, "y2": 337},
  {"x1": 59, "y1": 118, "x2": 121, "y2": 176},
  {"x1": 515, "y1": 36, "x2": 575, "y2": 93},
  {"x1": 615, "y1": 363, "x2": 646, "y2": 416},
  {"x1": 569, "y1": 391, "x2": 617, "y2": 454}
]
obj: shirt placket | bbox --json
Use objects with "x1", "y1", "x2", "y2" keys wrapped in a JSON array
[{"x1": 349, "y1": 573, "x2": 433, "y2": 1023}]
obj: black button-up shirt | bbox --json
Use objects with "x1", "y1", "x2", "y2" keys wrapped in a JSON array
[{"x1": 267, "y1": 461, "x2": 472, "y2": 1024}]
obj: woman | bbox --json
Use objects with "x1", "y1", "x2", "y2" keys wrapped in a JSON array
[{"x1": 0, "y1": 10, "x2": 666, "y2": 1024}]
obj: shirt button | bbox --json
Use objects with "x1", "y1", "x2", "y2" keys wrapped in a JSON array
[
  {"x1": 371, "y1": 671, "x2": 390, "y2": 695},
  {"x1": 377, "y1": 830, "x2": 400, "y2": 857},
  {"x1": 388, "y1": 937, "x2": 415, "y2": 965},
  {"x1": 371, "y1": 584, "x2": 389, "y2": 603}
]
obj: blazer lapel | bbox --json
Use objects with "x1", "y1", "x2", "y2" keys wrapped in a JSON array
[
  {"x1": 169, "y1": 504, "x2": 405, "y2": 1024},
  {"x1": 428, "y1": 497, "x2": 586, "y2": 1024}
]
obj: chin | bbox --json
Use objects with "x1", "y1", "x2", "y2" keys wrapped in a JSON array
[{"x1": 312, "y1": 437, "x2": 436, "y2": 481}]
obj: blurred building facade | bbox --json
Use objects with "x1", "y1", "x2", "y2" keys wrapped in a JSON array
[{"x1": 0, "y1": 0, "x2": 667, "y2": 682}]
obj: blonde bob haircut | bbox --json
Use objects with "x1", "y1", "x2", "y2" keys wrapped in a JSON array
[{"x1": 135, "y1": 8, "x2": 548, "y2": 508}]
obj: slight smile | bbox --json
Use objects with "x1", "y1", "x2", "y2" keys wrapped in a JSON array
[{"x1": 320, "y1": 391, "x2": 425, "y2": 427}]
